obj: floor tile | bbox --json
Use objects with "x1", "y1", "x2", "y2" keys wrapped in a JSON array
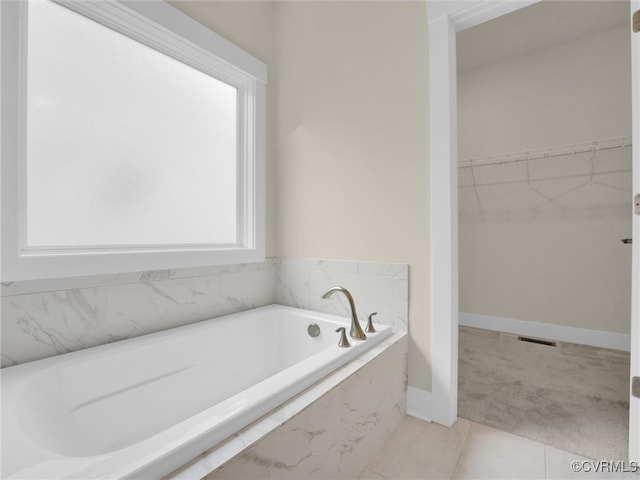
[
  {"x1": 361, "y1": 413, "x2": 636, "y2": 480},
  {"x1": 366, "y1": 416, "x2": 471, "y2": 479},
  {"x1": 452, "y1": 422, "x2": 545, "y2": 479},
  {"x1": 545, "y1": 445, "x2": 639, "y2": 479}
]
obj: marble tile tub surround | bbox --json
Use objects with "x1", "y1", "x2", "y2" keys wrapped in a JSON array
[
  {"x1": 168, "y1": 334, "x2": 408, "y2": 480},
  {"x1": 275, "y1": 258, "x2": 409, "y2": 333},
  {"x1": 1, "y1": 257, "x2": 408, "y2": 367},
  {"x1": 1, "y1": 260, "x2": 277, "y2": 367}
]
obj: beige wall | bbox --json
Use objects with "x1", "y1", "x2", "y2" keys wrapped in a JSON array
[
  {"x1": 458, "y1": 25, "x2": 632, "y2": 335},
  {"x1": 168, "y1": 1, "x2": 278, "y2": 257},
  {"x1": 274, "y1": 1, "x2": 430, "y2": 390},
  {"x1": 458, "y1": 25, "x2": 631, "y2": 158},
  {"x1": 168, "y1": 1, "x2": 431, "y2": 391},
  {"x1": 459, "y1": 218, "x2": 632, "y2": 334}
]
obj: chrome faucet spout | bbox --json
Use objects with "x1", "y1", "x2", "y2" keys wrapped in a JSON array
[{"x1": 321, "y1": 286, "x2": 366, "y2": 341}]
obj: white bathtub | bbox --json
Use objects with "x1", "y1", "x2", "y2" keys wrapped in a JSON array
[{"x1": 1, "y1": 305, "x2": 392, "y2": 479}]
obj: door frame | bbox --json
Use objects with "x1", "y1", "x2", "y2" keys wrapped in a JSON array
[
  {"x1": 629, "y1": 0, "x2": 639, "y2": 464},
  {"x1": 427, "y1": 1, "x2": 639, "y2": 463},
  {"x1": 427, "y1": 0, "x2": 541, "y2": 428}
]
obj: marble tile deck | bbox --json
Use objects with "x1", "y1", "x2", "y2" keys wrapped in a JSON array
[{"x1": 361, "y1": 416, "x2": 638, "y2": 479}]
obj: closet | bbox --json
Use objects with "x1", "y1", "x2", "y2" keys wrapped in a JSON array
[{"x1": 456, "y1": 0, "x2": 632, "y2": 460}]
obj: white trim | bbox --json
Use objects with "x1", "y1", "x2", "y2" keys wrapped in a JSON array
[
  {"x1": 426, "y1": 0, "x2": 542, "y2": 428},
  {"x1": 426, "y1": 1, "x2": 538, "y2": 29},
  {"x1": 460, "y1": 312, "x2": 631, "y2": 352},
  {"x1": 428, "y1": 13, "x2": 458, "y2": 428},
  {"x1": 0, "y1": 0, "x2": 267, "y2": 281},
  {"x1": 61, "y1": 0, "x2": 266, "y2": 83},
  {"x1": 406, "y1": 387, "x2": 432, "y2": 423},
  {"x1": 628, "y1": 0, "x2": 640, "y2": 465},
  {"x1": 118, "y1": 0, "x2": 266, "y2": 82}
]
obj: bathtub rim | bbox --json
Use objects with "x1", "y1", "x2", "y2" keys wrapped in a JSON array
[
  {"x1": 166, "y1": 330, "x2": 408, "y2": 480},
  {"x1": 1, "y1": 304, "x2": 395, "y2": 479}
]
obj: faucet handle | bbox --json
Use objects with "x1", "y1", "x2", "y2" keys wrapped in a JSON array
[
  {"x1": 365, "y1": 312, "x2": 377, "y2": 333},
  {"x1": 335, "y1": 327, "x2": 351, "y2": 348}
]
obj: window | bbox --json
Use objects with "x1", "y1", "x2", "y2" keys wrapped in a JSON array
[{"x1": 1, "y1": 0, "x2": 267, "y2": 281}]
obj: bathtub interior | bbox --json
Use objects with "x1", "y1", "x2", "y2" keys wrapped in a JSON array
[
  {"x1": 2, "y1": 305, "x2": 392, "y2": 479},
  {"x1": 16, "y1": 308, "x2": 345, "y2": 457}
]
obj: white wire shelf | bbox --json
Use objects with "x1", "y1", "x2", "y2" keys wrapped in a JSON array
[{"x1": 458, "y1": 137, "x2": 633, "y2": 221}]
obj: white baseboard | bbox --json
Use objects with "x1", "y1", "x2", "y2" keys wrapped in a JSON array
[
  {"x1": 407, "y1": 386, "x2": 432, "y2": 422},
  {"x1": 459, "y1": 312, "x2": 630, "y2": 352}
]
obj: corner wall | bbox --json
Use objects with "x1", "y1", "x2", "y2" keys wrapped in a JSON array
[
  {"x1": 2, "y1": 1, "x2": 434, "y2": 395},
  {"x1": 274, "y1": 1, "x2": 431, "y2": 391}
]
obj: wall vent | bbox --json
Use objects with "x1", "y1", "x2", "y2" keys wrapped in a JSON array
[{"x1": 517, "y1": 336, "x2": 557, "y2": 347}]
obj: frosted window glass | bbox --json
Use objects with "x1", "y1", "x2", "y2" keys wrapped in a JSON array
[{"x1": 26, "y1": 0, "x2": 238, "y2": 247}]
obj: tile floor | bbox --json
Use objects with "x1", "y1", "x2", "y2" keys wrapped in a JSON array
[{"x1": 360, "y1": 416, "x2": 639, "y2": 479}]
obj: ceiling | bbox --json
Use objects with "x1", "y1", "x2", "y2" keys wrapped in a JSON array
[{"x1": 457, "y1": 0, "x2": 630, "y2": 73}]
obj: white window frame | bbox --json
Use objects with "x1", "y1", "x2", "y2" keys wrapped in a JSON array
[{"x1": 1, "y1": 0, "x2": 267, "y2": 281}]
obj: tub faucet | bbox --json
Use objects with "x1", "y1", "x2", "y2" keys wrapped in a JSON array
[{"x1": 321, "y1": 286, "x2": 366, "y2": 341}]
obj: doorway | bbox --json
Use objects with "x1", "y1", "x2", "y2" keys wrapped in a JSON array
[
  {"x1": 427, "y1": 0, "x2": 640, "y2": 464},
  {"x1": 456, "y1": 1, "x2": 632, "y2": 461}
]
